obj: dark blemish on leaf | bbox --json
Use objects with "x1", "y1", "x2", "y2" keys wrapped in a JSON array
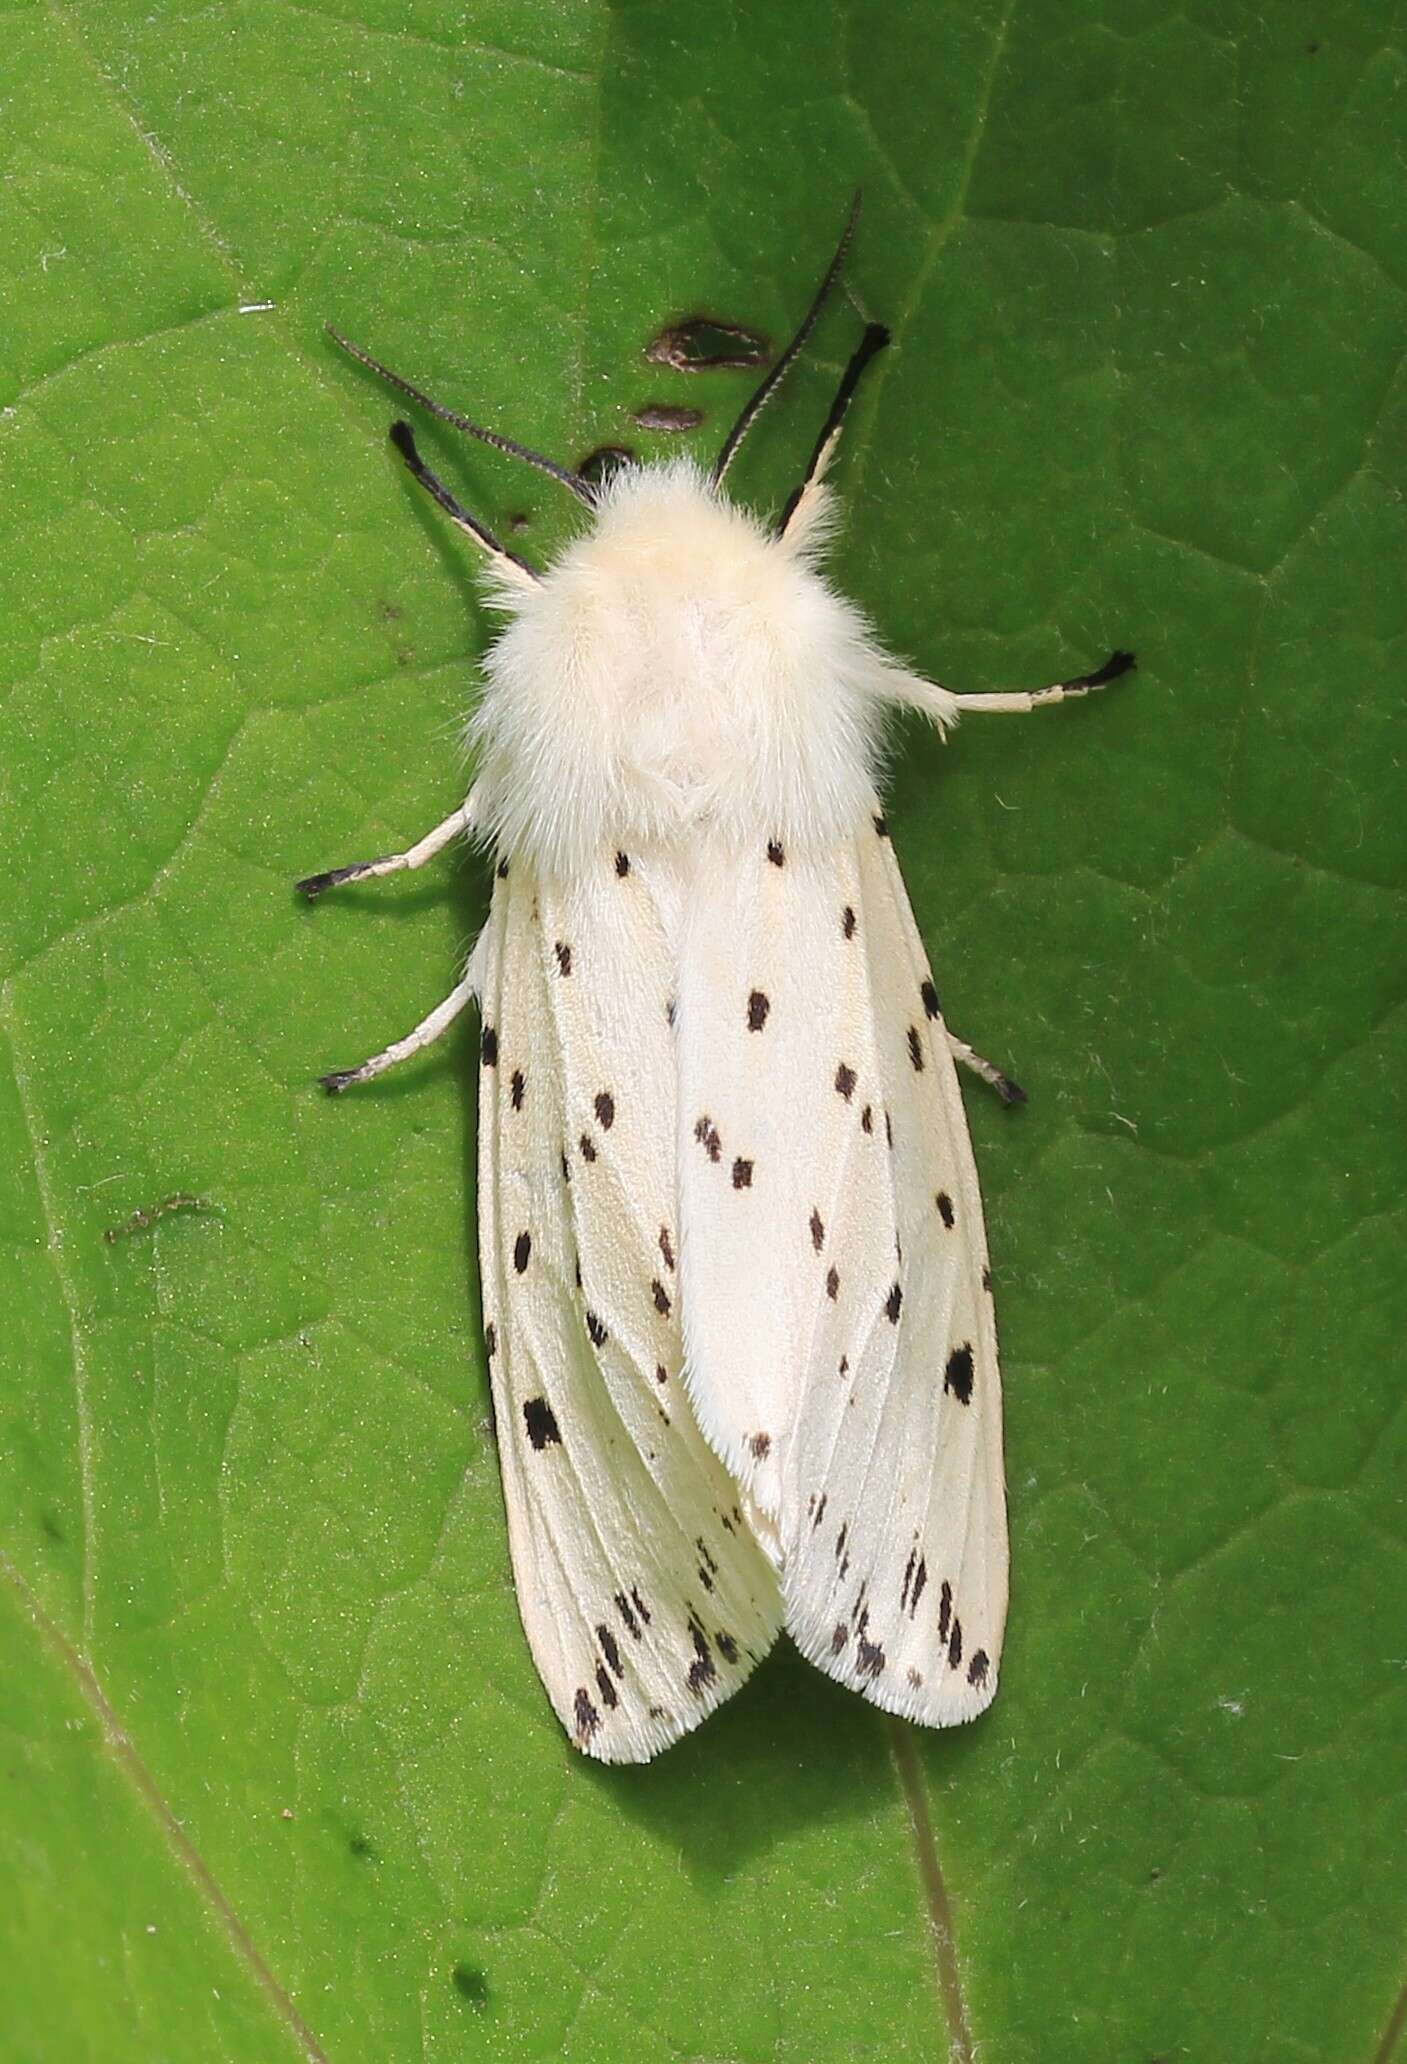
[
  {"x1": 508, "y1": 513, "x2": 529, "y2": 533},
  {"x1": 348, "y1": 1831, "x2": 375, "y2": 1859},
  {"x1": 716, "y1": 1630, "x2": 739, "y2": 1664},
  {"x1": 766, "y1": 839, "x2": 786, "y2": 867},
  {"x1": 522, "y1": 1397, "x2": 560, "y2": 1449},
  {"x1": 615, "y1": 1591, "x2": 641, "y2": 1640},
  {"x1": 659, "y1": 1226, "x2": 675, "y2": 1271},
  {"x1": 594, "y1": 1091, "x2": 615, "y2": 1130},
  {"x1": 810, "y1": 1208, "x2": 825, "y2": 1252},
  {"x1": 968, "y1": 1649, "x2": 989, "y2": 1688},
  {"x1": 944, "y1": 1343, "x2": 974, "y2": 1406},
  {"x1": 749, "y1": 1432, "x2": 771, "y2": 1460},
  {"x1": 577, "y1": 444, "x2": 635, "y2": 487},
  {"x1": 633, "y1": 401, "x2": 705, "y2": 431},
  {"x1": 646, "y1": 316, "x2": 769, "y2": 372},
  {"x1": 586, "y1": 1310, "x2": 608, "y2": 1348},
  {"x1": 554, "y1": 941, "x2": 572, "y2": 976},
  {"x1": 938, "y1": 1581, "x2": 952, "y2": 1642},
  {"x1": 579, "y1": 1132, "x2": 597, "y2": 1163},
  {"x1": 484, "y1": 1322, "x2": 497, "y2": 1359},
  {"x1": 949, "y1": 1618, "x2": 963, "y2": 1670},
  {"x1": 873, "y1": 813, "x2": 889, "y2": 838},
  {"x1": 831, "y1": 1622, "x2": 849, "y2": 1654},
  {"x1": 856, "y1": 1637, "x2": 884, "y2": 1677},
  {"x1": 812, "y1": 1491, "x2": 828, "y2": 1529},
  {"x1": 747, "y1": 989, "x2": 770, "y2": 1031},
  {"x1": 731, "y1": 1157, "x2": 753, "y2": 1189},
  {"x1": 835, "y1": 1062, "x2": 857, "y2": 1101},
  {"x1": 615, "y1": 850, "x2": 630, "y2": 877},
  {"x1": 908, "y1": 1026, "x2": 925, "y2": 1071},
  {"x1": 826, "y1": 1266, "x2": 839, "y2": 1300},
  {"x1": 452, "y1": 1964, "x2": 489, "y2": 2007},
  {"x1": 496, "y1": 856, "x2": 510, "y2": 879},
  {"x1": 694, "y1": 1115, "x2": 721, "y2": 1162},
  {"x1": 843, "y1": 905, "x2": 856, "y2": 939},
  {"x1": 861, "y1": 1104, "x2": 874, "y2": 1134},
  {"x1": 513, "y1": 1231, "x2": 532, "y2": 1273},
  {"x1": 103, "y1": 1192, "x2": 208, "y2": 1243},
  {"x1": 574, "y1": 1686, "x2": 600, "y2": 1737},
  {"x1": 480, "y1": 1026, "x2": 498, "y2": 1066},
  {"x1": 885, "y1": 1281, "x2": 902, "y2": 1324},
  {"x1": 595, "y1": 1665, "x2": 619, "y2": 1710},
  {"x1": 921, "y1": 979, "x2": 941, "y2": 1020},
  {"x1": 936, "y1": 1190, "x2": 955, "y2": 1228},
  {"x1": 651, "y1": 1278, "x2": 671, "y2": 1316},
  {"x1": 510, "y1": 1068, "x2": 525, "y2": 1111}
]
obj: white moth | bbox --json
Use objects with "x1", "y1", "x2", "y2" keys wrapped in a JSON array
[{"x1": 301, "y1": 201, "x2": 1133, "y2": 1762}]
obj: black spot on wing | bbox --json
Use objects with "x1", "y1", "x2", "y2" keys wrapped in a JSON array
[
  {"x1": 594, "y1": 1091, "x2": 615, "y2": 1130},
  {"x1": 835, "y1": 1062, "x2": 857, "y2": 1101},
  {"x1": 651, "y1": 1278, "x2": 671, "y2": 1316},
  {"x1": 944, "y1": 1343, "x2": 975, "y2": 1405},
  {"x1": 907, "y1": 1026, "x2": 925, "y2": 1071},
  {"x1": 614, "y1": 1592, "x2": 641, "y2": 1640},
  {"x1": 948, "y1": 1618, "x2": 963, "y2": 1670},
  {"x1": 938, "y1": 1580, "x2": 952, "y2": 1641},
  {"x1": 982, "y1": 1264, "x2": 993, "y2": 1293},
  {"x1": 480, "y1": 1026, "x2": 498, "y2": 1066},
  {"x1": 694, "y1": 1115, "x2": 722, "y2": 1162},
  {"x1": 513, "y1": 1231, "x2": 532, "y2": 1273},
  {"x1": 554, "y1": 941, "x2": 572, "y2": 976},
  {"x1": 484, "y1": 1322, "x2": 496, "y2": 1359},
  {"x1": 510, "y1": 1068, "x2": 525, "y2": 1111},
  {"x1": 522, "y1": 1398, "x2": 560, "y2": 1449},
  {"x1": 843, "y1": 905, "x2": 857, "y2": 939},
  {"x1": 766, "y1": 839, "x2": 785, "y2": 866},
  {"x1": 615, "y1": 850, "x2": 630, "y2": 877},
  {"x1": 716, "y1": 1630, "x2": 739, "y2": 1664},
  {"x1": 810, "y1": 1208, "x2": 825, "y2": 1251},
  {"x1": 885, "y1": 1281, "x2": 903, "y2": 1324},
  {"x1": 495, "y1": 855, "x2": 510, "y2": 879},
  {"x1": 579, "y1": 1132, "x2": 597, "y2": 1163},
  {"x1": 921, "y1": 978, "x2": 941, "y2": 1019},
  {"x1": 586, "y1": 1310, "x2": 608, "y2": 1348},
  {"x1": 831, "y1": 1622, "x2": 848, "y2": 1654},
  {"x1": 686, "y1": 1613, "x2": 718, "y2": 1695},
  {"x1": 936, "y1": 1190, "x2": 955, "y2": 1228},
  {"x1": 825, "y1": 1266, "x2": 839, "y2": 1300},
  {"x1": 968, "y1": 1649, "x2": 989, "y2": 1688},
  {"x1": 659, "y1": 1226, "x2": 675, "y2": 1270},
  {"x1": 749, "y1": 1432, "x2": 771, "y2": 1460},
  {"x1": 731, "y1": 1157, "x2": 753, "y2": 1189},
  {"x1": 861, "y1": 1104, "x2": 874, "y2": 1134},
  {"x1": 856, "y1": 1636, "x2": 885, "y2": 1678},
  {"x1": 573, "y1": 1687, "x2": 599, "y2": 1739},
  {"x1": 747, "y1": 989, "x2": 770, "y2": 1031},
  {"x1": 873, "y1": 812, "x2": 889, "y2": 837},
  {"x1": 595, "y1": 1665, "x2": 619, "y2": 1710}
]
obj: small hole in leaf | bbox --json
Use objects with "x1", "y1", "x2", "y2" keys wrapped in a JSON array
[
  {"x1": 633, "y1": 402, "x2": 704, "y2": 432},
  {"x1": 646, "y1": 317, "x2": 770, "y2": 371},
  {"x1": 577, "y1": 445, "x2": 636, "y2": 488}
]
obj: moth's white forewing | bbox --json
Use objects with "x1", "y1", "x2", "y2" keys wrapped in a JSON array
[
  {"x1": 478, "y1": 852, "x2": 782, "y2": 1762},
  {"x1": 676, "y1": 814, "x2": 1006, "y2": 1722}
]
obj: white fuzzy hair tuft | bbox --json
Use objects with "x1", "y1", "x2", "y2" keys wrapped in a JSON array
[{"x1": 468, "y1": 458, "x2": 921, "y2": 879}]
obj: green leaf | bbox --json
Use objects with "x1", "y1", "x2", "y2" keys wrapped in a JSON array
[{"x1": 3, "y1": 2, "x2": 1404, "y2": 2059}]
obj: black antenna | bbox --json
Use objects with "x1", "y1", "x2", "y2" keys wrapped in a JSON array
[
  {"x1": 389, "y1": 421, "x2": 540, "y2": 580},
  {"x1": 329, "y1": 327, "x2": 596, "y2": 506},
  {"x1": 777, "y1": 321, "x2": 890, "y2": 534},
  {"x1": 712, "y1": 190, "x2": 863, "y2": 488}
]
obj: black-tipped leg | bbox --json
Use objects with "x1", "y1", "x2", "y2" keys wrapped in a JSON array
[
  {"x1": 949, "y1": 1033, "x2": 1027, "y2": 1107},
  {"x1": 388, "y1": 421, "x2": 539, "y2": 580},
  {"x1": 320, "y1": 1069, "x2": 361, "y2": 1096},
  {"x1": 297, "y1": 859, "x2": 394, "y2": 901},
  {"x1": 1070, "y1": 649, "x2": 1136, "y2": 692},
  {"x1": 778, "y1": 322, "x2": 891, "y2": 536}
]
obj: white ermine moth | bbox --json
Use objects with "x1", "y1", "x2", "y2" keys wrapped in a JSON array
[{"x1": 301, "y1": 198, "x2": 1134, "y2": 1763}]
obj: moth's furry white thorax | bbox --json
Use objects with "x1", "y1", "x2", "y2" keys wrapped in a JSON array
[{"x1": 471, "y1": 458, "x2": 906, "y2": 878}]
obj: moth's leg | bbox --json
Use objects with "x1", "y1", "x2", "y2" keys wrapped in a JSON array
[
  {"x1": 319, "y1": 946, "x2": 482, "y2": 1095},
  {"x1": 297, "y1": 789, "x2": 480, "y2": 901},
  {"x1": 896, "y1": 650, "x2": 1136, "y2": 727},
  {"x1": 947, "y1": 1032, "x2": 1026, "y2": 1107}
]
